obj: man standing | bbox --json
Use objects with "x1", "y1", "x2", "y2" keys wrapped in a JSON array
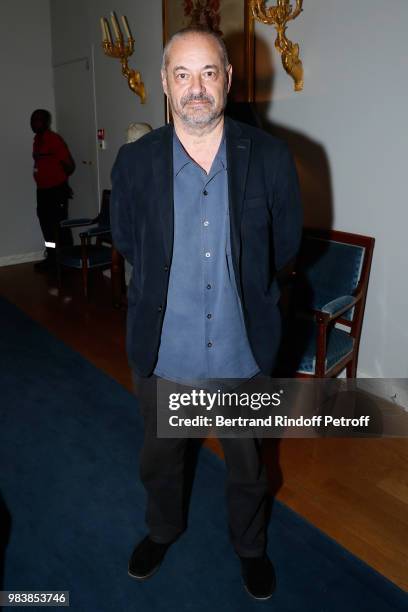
[
  {"x1": 31, "y1": 109, "x2": 75, "y2": 270},
  {"x1": 111, "y1": 27, "x2": 302, "y2": 600}
]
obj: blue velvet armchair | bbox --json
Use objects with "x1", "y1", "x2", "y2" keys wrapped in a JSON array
[
  {"x1": 56, "y1": 189, "x2": 123, "y2": 305},
  {"x1": 279, "y1": 229, "x2": 375, "y2": 378}
]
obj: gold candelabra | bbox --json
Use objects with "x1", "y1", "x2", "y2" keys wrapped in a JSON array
[
  {"x1": 250, "y1": 0, "x2": 304, "y2": 92},
  {"x1": 100, "y1": 12, "x2": 146, "y2": 103}
]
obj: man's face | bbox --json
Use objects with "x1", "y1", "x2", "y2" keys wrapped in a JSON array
[
  {"x1": 30, "y1": 112, "x2": 49, "y2": 134},
  {"x1": 161, "y1": 33, "x2": 232, "y2": 129}
]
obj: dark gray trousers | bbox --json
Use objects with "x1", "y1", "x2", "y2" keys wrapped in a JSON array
[{"x1": 133, "y1": 373, "x2": 269, "y2": 557}]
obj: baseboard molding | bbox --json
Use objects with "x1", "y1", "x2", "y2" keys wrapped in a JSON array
[{"x1": 0, "y1": 251, "x2": 44, "y2": 267}]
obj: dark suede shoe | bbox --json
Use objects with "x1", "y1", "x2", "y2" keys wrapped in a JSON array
[
  {"x1": 239, "y1": 555, "x2": 276, "y2": 600},
  {"x1": 128, "y1": 536, "x2": 172, "y2": 580}
]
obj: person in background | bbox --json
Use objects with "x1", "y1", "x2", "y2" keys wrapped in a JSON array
[
  {"x1": 126, "y1": 122, "x2": 152, "y2": 144},
  {"x1": 31, "y1": 109, "x2": 75, "y2": 271}
]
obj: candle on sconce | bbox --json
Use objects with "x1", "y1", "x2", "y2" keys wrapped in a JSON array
[
  {"x1": 104, "y1": 19, "x2": 112, "y2": 44},
  {"x1": 100, "y1": 17, "x2": 106, "y2": 41},
  {"x1": 110, "y1": 12, "x2": 122, "y2": 40},
  {"x1": 121, "y1": 15, "x2": 132, "y2": 39},
  {"x1": 101, "y1": 13, "x2": 146, "y2": 103}
]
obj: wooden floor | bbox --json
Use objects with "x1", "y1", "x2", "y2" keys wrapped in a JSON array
[{"x1": 0, "y1": 262, "x2": 407, "y2": 591}]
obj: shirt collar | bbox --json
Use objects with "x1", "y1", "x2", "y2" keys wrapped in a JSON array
[{"x1": 172, "y1": 125, "x2": 227, "y2": 177}]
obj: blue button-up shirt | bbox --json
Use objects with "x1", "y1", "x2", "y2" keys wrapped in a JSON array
[{"x1": 154, "y1": 128, "x2": 259, "y2": 383}]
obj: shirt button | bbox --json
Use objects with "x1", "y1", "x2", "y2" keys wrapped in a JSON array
[
  {"x1": 203, "y1": 190, "x2": 208, "y2": 196},
  {"x1": 207, "y1": 313, "x2": 212, "y2": 319},
  {"x1": 207, "y1": 341, "x2": 213, "y2": 348},
  {"x1": 206, "y1": 284, "x2": 212, "y2": 290},
  {"x1": 203, "y1": 220, "x2": 209, "y2": 227},
  {"x1": 205, "y1": 252, "x2": 211, "y2": 258}
]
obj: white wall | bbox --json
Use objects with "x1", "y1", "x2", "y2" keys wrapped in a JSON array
[
  {"x1": 254, "y1": 0, "x2": 408, "y2": 378},
  {"x1": 50, "y1": 0, "x2": 165, "y2": 192},
  {"x1": 0, "y1": 0, "x2": 55, "y2": 261}
]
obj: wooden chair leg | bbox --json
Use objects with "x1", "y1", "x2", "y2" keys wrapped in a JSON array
[
  {"x1": 346, "y1": 358, "x2": 357, "y2": 378},
  {"x1": 55, "y1": 230, "x2": 63, "y2": 297},
  {"x1": 81, "y1": 236, "x2": 89, "y2": 300},
  {"x1": 81, "y1": 264, "x2": 89, "y2": 300},
  {"x1": 111, "y1": 265, "x2": 120, "y2": 308},
  {"x1": 111, "y1": 247, "x2": 123, "y2": 308},
  {"x1": 56, "y1": 262, "x2": 62, "y2": 296}
]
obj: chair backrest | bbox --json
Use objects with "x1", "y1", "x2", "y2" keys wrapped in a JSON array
[
  {"x1": 295, "y1": 229, "x2": 375, "y2": 325},
  {"x1": 95, "y1": 189, "x2": 111, "y2": 228}
]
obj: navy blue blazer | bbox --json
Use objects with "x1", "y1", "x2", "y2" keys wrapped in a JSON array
[{"x1": 110, "y1": 116, "x2": 302, "y2": 377}]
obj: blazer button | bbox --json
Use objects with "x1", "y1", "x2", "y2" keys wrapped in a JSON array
[
  {"x1": 158, "y1": 305, "x2": 163, "y2": 312},
  {"x1": 164, "y1": 265, "x2": 169, "y2": 271}
]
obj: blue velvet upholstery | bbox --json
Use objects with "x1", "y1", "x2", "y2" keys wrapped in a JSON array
[
  {"x1": 84, "y1": 226, "x2": 110, "y2": 237},
  {"x1": 320, "y1": 295, "x2": 355, "y2": 316},
  {"x1": 296, "y1": 238, "x2": 364, "y2": 321},
  {"x1": 294, "y1": 320, "x2": 355, "y2": 374},
  {"x1": 60, "y1": 218, "x2": 95, "y2": 228}
]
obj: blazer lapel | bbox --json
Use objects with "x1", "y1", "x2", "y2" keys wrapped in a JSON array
[
  {"x1": 225, "y1": 117, "x2": 251, "y2": 299},
  {"x1": 149, "y1": 118, "x2": 251, "y2": 277},
  {"x1": 151, "y1": 124, "x2": 174, "y2": 261}
]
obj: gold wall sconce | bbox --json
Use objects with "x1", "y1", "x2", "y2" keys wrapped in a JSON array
[
  {"x1": 100, "y1": 12, "x2": 146, "y2": 103},
  {"x1": 250, "y1": 0, "x2": 304, "y2": 92}
]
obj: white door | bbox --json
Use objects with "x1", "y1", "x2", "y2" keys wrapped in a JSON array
[{"x1": 53, "y1": 57, "x2": 99, "y2": 221}]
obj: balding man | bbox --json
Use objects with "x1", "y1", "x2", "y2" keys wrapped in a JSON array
[{"x1": 111, "y1": 26, "x2": 302, "y2": 600}]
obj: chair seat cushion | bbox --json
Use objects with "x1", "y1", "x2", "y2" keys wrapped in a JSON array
[
  {"x1": 58, "y1": 245, "x2": 112, "y2": 269},
  {"x1": 60, "y1": 218, "x2": 94, "y2": 228},
  {"x1": 292, "y1": 320, "x2": 354, "y2": 375}
]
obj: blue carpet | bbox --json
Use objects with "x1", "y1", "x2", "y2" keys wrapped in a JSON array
[{"x1": 0, "y1": 296, "x2": 406, "y2": 611}]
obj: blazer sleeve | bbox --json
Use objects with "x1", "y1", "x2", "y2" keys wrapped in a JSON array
[
  {"x1": 110, "y1": 145, "x2": 135, "y2": 265},
  {"x1": 270, "y1": 143, "x2": 303, "y2": 273}
]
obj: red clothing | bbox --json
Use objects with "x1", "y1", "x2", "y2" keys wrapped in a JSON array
[{"x1": 33, "y1": 130, "x2": 72, "y2": 189}]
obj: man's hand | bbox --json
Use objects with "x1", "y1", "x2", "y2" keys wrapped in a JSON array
[{"x1": 61, "y1": 154, "x2": 76, "y2": 176}]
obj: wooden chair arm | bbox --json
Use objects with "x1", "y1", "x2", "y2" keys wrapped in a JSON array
[
  {"x1": 314, "y1": 291, "x2": 363, "y2": 324},
  {"x1": 312, "y1": 291, "x2": 363, "y2": 376}
]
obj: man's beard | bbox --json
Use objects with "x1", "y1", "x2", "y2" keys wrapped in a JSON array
[{"x1": 170, "y1": 85, "x2": 228, "y2": 128}]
